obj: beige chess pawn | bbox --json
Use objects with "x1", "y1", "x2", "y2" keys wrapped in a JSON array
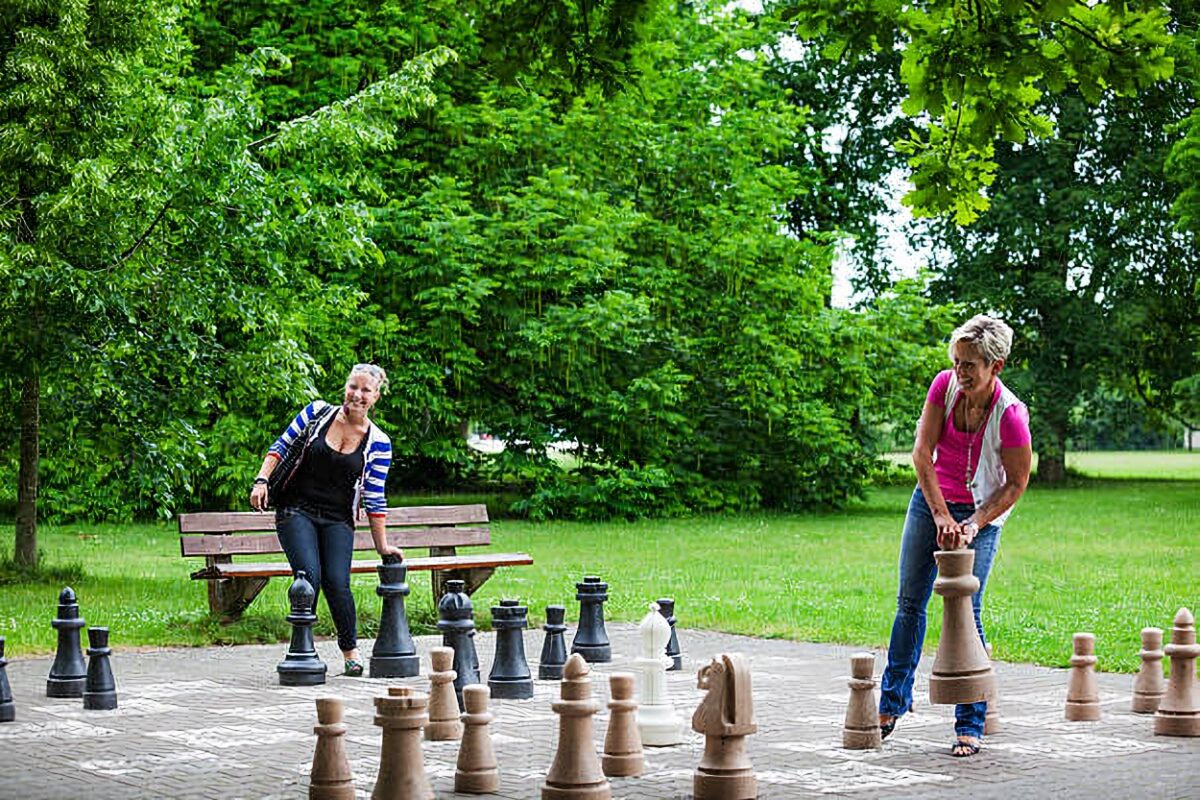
[
  {"x1": 1064, "y1": 633, "x2": 1101, "y2": 721},
  {"x1": 427, "y1": 646, "x2": 464, "y2": 741},
  {"x1": 983, "y1": 642, "x2": 1000, "y2": 735},
  {"x1": 929, "y1": 549, "x2": 995, "y2": 705},
  {"x1": 842, "y1": 653, "x2": 881, "y2": 750},
  {"x1": 1154, "y1": 607, "x2": 1200, "y2": 737},
  {"x1": 1132, "y1": 627, "x2": 1166, "y2": 714},
  {"x1": 542, "y1": 653, "x2": 611, "y2": 800},
  {"x1": 603, "y1": 672, "x2": 644, "y2": 777},
  {"x1": 455, "y1": 684, "x2": 500, "y2": 794},
  {"x1": 692, "y1": 653, "x2": 757, "y2": 800},
  {"x1": 373, "y1": 686, "x2": 433, "y2": 800},
  {"x1": 309, "y1": 697, "x2": 355, "y2": 800}
]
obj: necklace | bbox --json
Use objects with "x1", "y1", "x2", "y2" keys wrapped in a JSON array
[{"x1": 962, "y1": 390, "x2": 996, "y2": 492}]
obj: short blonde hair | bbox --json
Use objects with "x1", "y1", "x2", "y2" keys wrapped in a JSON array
[
  {"x1": 348, "y1": 363, "x2": 389, "y2": 394},
  {"x1": 948, "y1": 315, "x2": 1013, "y2": 364}
]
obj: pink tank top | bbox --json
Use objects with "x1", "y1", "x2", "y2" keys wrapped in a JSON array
[{"x1": 927, "y1": 371, "x2": 1031, "y2": 504}]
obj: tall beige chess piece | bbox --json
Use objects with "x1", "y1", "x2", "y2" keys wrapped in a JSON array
[
  {"x1": 842, "y1": 653, "x2": 881, "y2": 749},
  {"x1": 603, "y1": 672, "x2": 644, "y2": 777},
  {"x1": 1064, "y1": 633, "x2": 1101, "y2": 722},
  {"x1": 1131, "y1": 627, "x2": 1165, "y2": 715},
  {"x1": 929, "y1": 549, "x2": 995, "y2": 705},
  {"x1": 427, "y1": 646, "x2": 464, "y2": 741},
  {"x1": 692, "y1": 653, "x2": 757, "y2": 800},
  {"x1": 309, "y1": 697, "x2": 355, "y2": 800},
  {"x1": 542, "y1": 653, "x2": 611, "y2": 800},
  {"x1": 1154, "y1": 607, "x2": 1200, "y2": 737},
  {"x1": 455, "y1": 684, "x2": 500, "y2": 793},
  {"x1": 373, "y1": 686, "x2": 433, "y2": 800}
]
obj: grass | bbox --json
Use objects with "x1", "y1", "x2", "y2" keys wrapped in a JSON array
[
  {"x1": 2, "y1": 477, "x2": 1196, "y2": 674},
  {"x1": 883, "y1": 449, "x2": 1200, "y2": 480}
]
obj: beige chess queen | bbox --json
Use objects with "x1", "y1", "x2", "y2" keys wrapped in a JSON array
[{"x1": 877, "y1": 315, "x2": 1033, "y2": 758}]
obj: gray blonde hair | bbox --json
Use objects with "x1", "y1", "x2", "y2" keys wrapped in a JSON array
[
  {"x1": 348, "y1": 363, "x2": 389, "y2": 394},
  {"x1": 948, "y1": 315, "x2": 1013, "y2": 364}
]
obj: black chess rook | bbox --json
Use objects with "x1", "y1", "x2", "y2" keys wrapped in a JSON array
[
  {"x1": 489, "y1": 599, "x2": 534, "y2": 700},
  {"x1": 571, "y1": 576, "x2": 611, "y2": 663}
]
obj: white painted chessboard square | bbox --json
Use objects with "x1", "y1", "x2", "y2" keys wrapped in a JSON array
[{"x1": 761, "y1": 760, "x2": 954, "y2": 793}]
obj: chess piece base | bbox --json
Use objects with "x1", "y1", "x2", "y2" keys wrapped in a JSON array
[
  {"x1": 539, "y1": 664, "x2": 564, "y2": 680},
  {"x1": 83, "y1": 691, "x2": 118, "y2": 711},
  {"x1": 667, "y1": 655, "x2": 682, "y2": 671},
  {"x1": 278, "y1": 664, "x2": 327, "y2": 686},
  {"x1": 1153, "y1": 712, "x2": 1200, "y2": 737},
  {"x1": 309, "y1": 783, "x2": 355, "y2": 800},
  {"x1": 541, "y1": 782, "x2": 611, "y2": 800},
  {"x1": 602, "y1": 752, "x2": 644, "y2": 777},
  {"x1": 842, "y1": 728, "x2": 881, "y2": 749},
  {"x1": 693, "y1": 772, "x2": 757, "y2": 800},
  {"x1": 0, "y1": 702, "x2": 13, "y2": 723},
  {"x1": 1064, "y1": 701, "x2": 1101, "y2": 722},
  {"x1": 637, "y1": 705, "x2": 683, "y2": 746},
  {"x1": 46, "y1": 677, "x2": 85, "y2": 698},
  {"x1": 488, "y1": 678, "x2": 534, "y2": 700},
  {"x1": 928, "y1": 672, "x2": 994, "y2": 705},
  {"x1": 370, "y1": 654, "x2": 420, "y2": 679},
  {"x1": 570, "y1": 644, "x2": 611, "y2": 663},
  {"x1": 455, "y1": 771, "x2": 500, "y2": 794},
  {"x1": 983, "y1": 709, "x2": 1000, "y2": 735},
  {"x1": 1131, "y1": 692, "x2": 1163, "y2": 715}
]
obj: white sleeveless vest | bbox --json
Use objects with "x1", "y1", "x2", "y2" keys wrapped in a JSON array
[{"x1": 942, "y1": 373, "x2": 1022, "y2": 527}]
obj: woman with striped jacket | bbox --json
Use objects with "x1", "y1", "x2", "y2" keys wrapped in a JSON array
[{"x1": 249, "y1": 363, "x2": 401, "y2": 676}]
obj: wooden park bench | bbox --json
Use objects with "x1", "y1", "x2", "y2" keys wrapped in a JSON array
[{"x1": 181, "y1": 504, "x2": 532, "y2": 620}]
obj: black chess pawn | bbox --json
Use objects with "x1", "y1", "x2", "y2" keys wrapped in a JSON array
[
  {"x1": 277, "y1": 571, "x2": 327, "y2": 686},
  {"x1": 571, "y1": 576, "x2": 611, "y2": 663},
  {"x1": 0, "y1": 637, "x2": 14, "y2": 722},
  {"x1": 539, "y1": 605, "x2": 569, "y2": 681},
  {"x1": 437, "y1": 579, "x2": 480, "y2": 707},
  {"x1": 371, "y1": 557, "x2": 420, "y2": 679},
  {"x1": 82, "y1": 627, "x2": 118, "y2": 711},
  {"x1": 47, "y1": 586, "x2": 87, "y2": 698},
  {"x1": 658, "y1": 598, "x2": 682, "y2": 671},
  {"x1": 488, "y1": 599, "x2": 533, "y2": 699}
]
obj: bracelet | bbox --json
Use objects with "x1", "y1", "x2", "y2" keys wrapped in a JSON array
[{"x1": 253, "y1": 477, "x2": 268, "y2": 485}]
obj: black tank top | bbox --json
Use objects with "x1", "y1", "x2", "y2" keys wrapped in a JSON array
[{"x1": 292, "y1": 415, "x2": 367, "y2": 522}]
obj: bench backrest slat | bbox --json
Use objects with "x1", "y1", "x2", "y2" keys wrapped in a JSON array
[
  {"x1": 181, "y1": 526, "x2": 491, "y2": 558},
  {"x1": 178, "y1": 504, "x2": 489, "y2": 534}
]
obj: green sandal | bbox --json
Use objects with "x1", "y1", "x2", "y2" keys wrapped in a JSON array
[{"x1": 343, "y1": 659, "x2": 364, "y2": 677}]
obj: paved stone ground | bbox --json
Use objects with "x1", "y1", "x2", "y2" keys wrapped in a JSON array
[{"x1": 2, "y1": 625, "x2": 1197, "y2": 799}]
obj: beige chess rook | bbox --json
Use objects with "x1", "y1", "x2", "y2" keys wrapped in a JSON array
[
  {"x1": 842, "y1": 653, "x2": 881, "y2": 750},
  {"x1": 1132, "y1": 627, "x2": 1166, "y2": 715},
  {"x1": 692, "y1": 653, "x2": 757, "y2": 800},
  {"x1": 542, "y1": 653, "x2": 612, "y2": 800},
  {"x1": 373, "y1": 686, "x2": 433, "y2": 800},
  {"x1": 455, "y1": 684, "x2": 500, "y2": 794},
  {"x1": 984, "y1": 641, "x2": 1000, "y2": 735},
  {"x1": 309, "y1": 697, "x2": 355, "y2": 800},
  {"x1": 427, "y1": 646, "x2": 464, "y2": 741},
  {"x1": 603, "y1": 672, "x2": 644, "y2": 777},
  {"x1": 1064, "y1": 633, "x2": 1102, "y2": 722},
  {"x1": 1154, "y1": 607, "x2": 1200, "y2": 737},
  {"x1": 928, "y1": 549, "x2": 995, "y2": 705}
]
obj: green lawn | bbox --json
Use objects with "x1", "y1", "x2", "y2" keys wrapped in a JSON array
[
  {"x1": 2, "y1": 480, "x2": 1196, "y2": 674},
  {"x1": 884, "y1": 449, "x2": 1200, "y2": 479}
]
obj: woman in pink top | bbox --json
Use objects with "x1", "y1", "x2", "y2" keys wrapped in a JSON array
[{"x1": 878, "y1": 315, "x2": 1033, "y2": 758}]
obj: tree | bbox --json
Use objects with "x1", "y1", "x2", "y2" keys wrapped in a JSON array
[{"x1": 0, "y1": 0, "x2": 451, "y2": 563}]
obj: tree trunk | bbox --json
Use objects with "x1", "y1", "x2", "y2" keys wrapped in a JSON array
[
  {"x1": 15, "y1": 370, "x2": 39, "y2": 568},
  {"x1": 1035, "y1": 407, "x2": 1069, "y2": 485}
]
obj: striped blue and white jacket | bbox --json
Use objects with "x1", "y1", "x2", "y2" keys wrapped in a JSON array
[{"x1": 267, "y1": 400, "x2": 392, "y2": 520}]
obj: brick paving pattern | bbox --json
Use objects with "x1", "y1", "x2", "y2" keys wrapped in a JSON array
[{"x1": 2, "y1": 625, "x2": 1197, "y2": 799}]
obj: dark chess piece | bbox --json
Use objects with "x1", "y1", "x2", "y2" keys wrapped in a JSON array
[
  {"x1": 278, "y1": 571, "x2": 328, "y2": 687},
  {"x1": 371, "y1": 557, "x2": 419, "y2": 679},
  {"x1": 571, "y1": 576, "x2": 611, "y2": 663},
  {"x1": 658, "y1": 598, "x2": 682, "y2": 671},
  {"x1": 539, "y1": 605, "x2": 568, "y2": 681},
  {"x1": 0, "y1": 637, "x2": 14, "y2": 722},
  {"x1": 47, "y1": 586, "x2": 87, "y2": 698},
  {"x1": 82, "y1": 627, "x2": 118, "y2": 710},
  {"x1": 437, "y1": 579, "x2": 481, "y2": 707},
  {"x1": 489, "y1": 599, "x2": 534, "y2": 700}
]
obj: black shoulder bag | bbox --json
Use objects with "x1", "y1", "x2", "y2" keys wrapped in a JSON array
[{"x1": 266, "y1": 404, "x2": 336, "y2": 509}]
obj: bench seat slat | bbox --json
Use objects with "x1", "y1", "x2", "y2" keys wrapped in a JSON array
[
  {"x1": 190, "y1": 552, "x2": 533, "y2": 581},
  {"x1": 179, "y1": 504, "x2": 489, "y2": 533},
  {"x1": 181, "y1": 527, "x2": 491, "y2": 557}
]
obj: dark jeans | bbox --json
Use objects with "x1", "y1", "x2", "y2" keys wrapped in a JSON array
[
  {"x1": 879, "y1": 487, "x2": 1000, "y2": 739},
  {"x1": 276, "y1": 506, "x2": 357, "y2": 652}
]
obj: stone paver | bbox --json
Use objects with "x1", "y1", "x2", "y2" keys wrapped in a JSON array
[{"x1": 2, "y1": 625, "x2": 1197, "y2": 799}]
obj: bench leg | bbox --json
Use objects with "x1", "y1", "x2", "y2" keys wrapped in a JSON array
[
  {"x1": 208, "y1": 577, "x2": 271, "y2": 623},
  {"x1": 429, "y1": 546, "x2": 498, "y2": 603}
]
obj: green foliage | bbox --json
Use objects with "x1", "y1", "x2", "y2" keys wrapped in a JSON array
[{"x1": 777, "y1": 0, "x2": 1174, "y2": 222}]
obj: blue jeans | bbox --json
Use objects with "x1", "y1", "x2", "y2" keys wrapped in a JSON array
[
  {"x1": 276, "y1": 507, "x2": 358, "y2": 652},
  {"x1": 879, "y1": 487, "x2": 1000, "y2": 739}
]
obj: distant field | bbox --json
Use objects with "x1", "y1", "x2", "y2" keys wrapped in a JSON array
[{"x1": 884, "y1": 450, "x2": 1200, "y2": 480}]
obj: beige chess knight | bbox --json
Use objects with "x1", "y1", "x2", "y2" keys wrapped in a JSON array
[
  {"x1": 692, "y1": 653, "x2": 757, "y2": 800},
  {"x1": 878, "y1": 315, "x2": 1033, "y2": 758}
]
